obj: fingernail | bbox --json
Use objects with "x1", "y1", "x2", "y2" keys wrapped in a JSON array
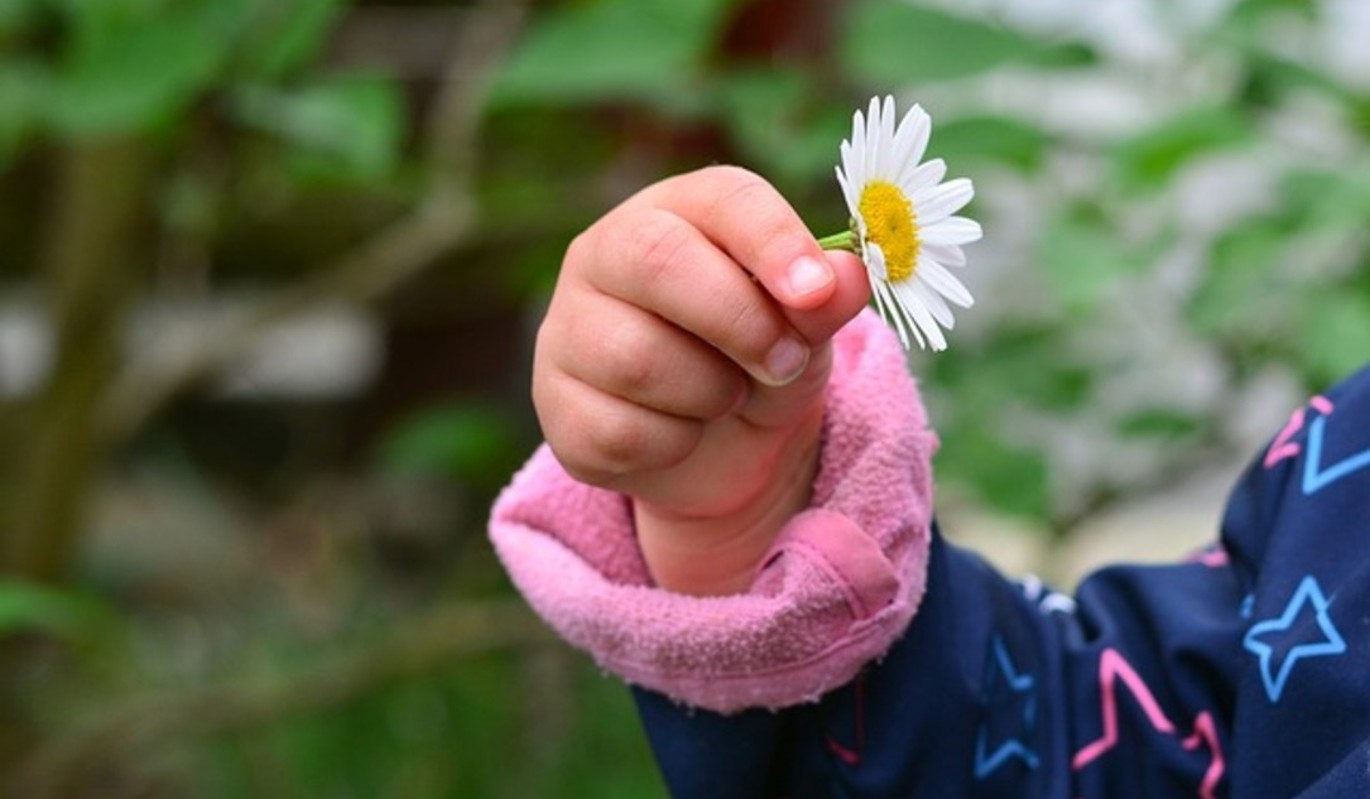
[
  {"x1": 787, "y1": 256, "x2": 833, "y2": 298},
  {"x1": 762, "y1": 338, "x2": 809, "y2": 386}
]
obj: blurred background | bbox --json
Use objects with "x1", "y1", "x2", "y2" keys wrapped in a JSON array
[{"x1": 1, "y1": 0, "x2": 1367, "y2": 795}]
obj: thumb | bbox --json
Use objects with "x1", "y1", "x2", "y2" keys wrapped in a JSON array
[
  {"x1": 768, "y1": 249, "x2": 871, "y2": 347},
  {"x1": 732, "y1": 251, "x2": 871, "y2": 429}
]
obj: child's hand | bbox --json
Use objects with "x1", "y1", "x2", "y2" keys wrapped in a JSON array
[{"x1": 533, "y1": 166, "x2": 870, "y2": 595}]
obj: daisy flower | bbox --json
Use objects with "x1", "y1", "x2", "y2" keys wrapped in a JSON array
[{"x1": 821, "y1": 96, "x2": 982, "y2": 351}]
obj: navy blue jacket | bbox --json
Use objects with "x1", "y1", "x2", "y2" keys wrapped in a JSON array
[{"x1": 634, "y1": 364, "x2": 1370, "y2": 798}]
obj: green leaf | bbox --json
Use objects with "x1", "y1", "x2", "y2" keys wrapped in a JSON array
[
  {"x1": 0, "y1": 0, "x2": 39, "y2": 35},
  {"x1": 1117, "y1": 409, "x2": 1201, "y2": 440},
  {"x1": 0, "y1": 60, "x2": 47, "y2": 170},
  {"x1": 936, "y1": 424, "x2": 1050, "y2": 520},
  {"x1": 1227, "y1": 0, "x2": 1317, "y2": 29},
  {"x1": 1028, "y1": 40, "x2": 1099, "y2": 69},
  {"x1": 232, "y1": 74, "x2": 403, "y2": 180},
  {"x1": 1297, "y1": 293, "x2": 1370, "y2": 384},
  {"x1": 1187, "y1": 221, "x2": 1289, "y2": 338},
  {"x1": 1037, "y1": 211, "x2": 1144, "y2": 313},
  {"x1": 379, "y1": 403, "x2": 522, "y2": 488},
  {"x1": 492, "y1": 0, "x2": 735, "y2": 109},
  {"x1": 840, "y1": 0, "x2": 1044, "y2": 84},
  {"x1": 1245, "y1": 52, "x2": 1357, "y2": 106},
  {"x1": 46, "y1": 0, "x2": 258, "y2": 136},
  {"x1": 0, "y1": 579, "x2": 109, "y2": 640},
  {"x1": 931, "y1": 115, "x2": 1050, "y2": 173},
  {"x1": 932, "y1": 324, "x2": 1093, "y2": 412},
  {"x1": 713, "y1": 67, "x2": 850, "y2": 183},
  {"x1": 1111, "y1": 106, "x2": 1253, "y2": 190},
  {"x1": 236, "y1": 0, "x2": 344, "y2": 81},
  {"x1": 1285, "y1": 166, "x2": 1370, "y2": 232}
]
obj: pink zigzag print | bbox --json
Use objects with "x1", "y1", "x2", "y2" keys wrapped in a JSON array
[
  {"x1": 1072, "y1": 648, "x2": 1225, "y2": 799},
  {"x1": 1264, "y1": 395, "x2": 1335, "y2": 469}
]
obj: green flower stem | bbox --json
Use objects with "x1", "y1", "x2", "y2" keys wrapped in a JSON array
[{"x1": 816, "y1": 229, "x2": 859, "y2": 253}]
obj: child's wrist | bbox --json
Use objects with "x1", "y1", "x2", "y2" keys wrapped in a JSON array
[{"x1": 634, "y1": 408, "x2": 824, "y2": 596}]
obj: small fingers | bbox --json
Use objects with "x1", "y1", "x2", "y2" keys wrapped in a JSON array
[
  {"x1": 582, "y1": 206, "x2": 812, "y2": 387},
  {"x1": 532, "y1": 366, "x2": 704, "y2": 486},
  {"x1": 639, "y1": 165, "x2": 871, "y2": 346},
  {"x1": 548, "y1": 293, "x2": 748, "y2": 421}
]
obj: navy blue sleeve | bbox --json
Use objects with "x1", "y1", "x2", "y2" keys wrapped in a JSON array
[{"x1": 634, "y1": 364, "x2": 1370, "y2": 798}]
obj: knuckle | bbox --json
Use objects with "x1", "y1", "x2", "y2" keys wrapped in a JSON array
[
  {"x1": 556, "y1": 454, "x2": 609, "y2": 487},
  {"x1": 553, "y1": 446, "x2": 615, "y2": 488},
  {"x1": 698, "y1": 372, "x2": 747, "y2": 420},
  {"x1": 751, "y1": 209, "x2": 801, "y2": 256},
  {"x1": 585, "y1": 411, "x2": 653, "y2": 476},
  {"x1": 699, "y1": 164, "x2": 765, "y2": 193},
  {"x1": 563, "y1": 228, "x2": 595, "y2": 274},
  {"x1": 702, "y1": 165, "x2": 772, "y2": 218},
  {"x1": 549, "y1": 395, "x2": 705, "y2": 485},
  {"x1": 530, "y1": 332, "x2": 566, "y2": 424},
  {"x1": 605, "y1": 325, "x2": 660, "y2": 397},
  {"x1": 549, "y1": 411, "x2": 640, "y2": 485},
  {"x1": 718, "y1": 293, "x2": 782, "y2": 361},
  {"x1": 699, "y1": 166, "x2": 806, "y2": 275},
  {"x1": 624, "y1": 209, "x2": 694, "y2": 283}
]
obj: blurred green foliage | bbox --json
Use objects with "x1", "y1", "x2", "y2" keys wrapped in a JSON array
[
  {"x1": 492, "y1": 0, "x2": 734, "y2": 109},
  {"x1": 841, "y1": 1, "x2": 1046, "y2": 83},
  {"x1": 0, "y1": 578, "x2": 114, "y2": 640},
  {"x1": 379, "y1": 402, "x2": 523, "y2": 491},
  {"x1": 0, "y1": 0, "x2": 396, "y2": 175},
  {"x1": 2, "y1": 0, "x2": 1369, "y2": 795}
]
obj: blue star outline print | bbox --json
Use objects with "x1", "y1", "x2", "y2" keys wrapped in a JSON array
[
  {"x1": 1242, "y1": 575, "x2": 1347, "y2": 703},
  {"x1": 974, "y1": 634, "x2": 1040, "y2": 779}
]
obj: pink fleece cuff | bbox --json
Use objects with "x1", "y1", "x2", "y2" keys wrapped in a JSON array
[{"x1": 488, "y1": 309, "x2": 937, "y2": 713}]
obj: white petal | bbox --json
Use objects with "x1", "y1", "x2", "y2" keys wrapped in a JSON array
[
  {"x1": 887, "y1": 109, "x2": 922, "y2": 182},
  {"x1": 906, "y1": 278, "x2": 955, "y2": 329},
  {"x1": 872, "y1": 278, "x2": 915, "y2": 349},
  {"x1": 865, "y1": 97, "x2": 882, "y2": 180},
  {"x1": 917, "y1": 256, "x2": 974, "y2": 308},
  {"x1": 922, "y1": 241, "x2": 966, "y2": 267},
  {"x1": 850, "y1": 110, "x2": 866, "y2": 180},
  {"x1": 896, "y1": 104, "x2": 931, "y2": 173},
  {"x1": 835, "y1": 166, "x2": 860, "y2": 222},
  {"x1": 920, "y1": 216, "x2": 982, "y2": 246},
  {"x1": 901, "y1": 158, "x2": 946, "y2": 196},
  {"x1": 864, "y1": 239, "x2": 887, "y2": 281},
  {"x1": 897, "y1": 282, "x2": 947, "y2": 351},
  {"x1": 878, "y1": 96, "x2": 896, "y2": 173},
  {"x1": 844, "y1": 139, "x2": 869, "y2": 192},
  {"x1": 913, "y1": 178, "x2": 974, "y2": 224}
]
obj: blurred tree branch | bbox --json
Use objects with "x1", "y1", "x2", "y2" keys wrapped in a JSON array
[
  {"x1": 4, "y1": 138, "x2": 154, "y2": 582},
  {"x1": 0, "y1": 135, "x2": 155, "y2": 788},
  {"x1": 0, "y1": 0, "x2": 530, "y2": 783},
  {"x1": 99, "y1": 0, "x2": 530, "y2": 447},
  {"x1": 8, "y1": 601, "x2": 554, "y2": 799}
]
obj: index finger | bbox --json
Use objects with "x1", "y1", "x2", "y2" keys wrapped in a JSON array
[{"x1": 636, "y1": 165, "x2": 871, "y2": 346}]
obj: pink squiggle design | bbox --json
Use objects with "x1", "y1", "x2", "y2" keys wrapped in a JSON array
[
  {"x1": 1188, "y1": 547, "x2": 1229, "y2": 567},
  {"x1": 1264, "y1": 395, "x2": 1335, "y2": 469},
  {"x1": 1264, "y1": 408, "x2": 1307, "y2": 468},
  {"x1": 824, "y1": 675, "x2": 865, "y2": 766},
  {"x1": 1072, "y1": 649, "x2": 1225, "y2": 799},
  {"x1": 1181, "y1": 712, "x2": 1223, "y2": 799}
]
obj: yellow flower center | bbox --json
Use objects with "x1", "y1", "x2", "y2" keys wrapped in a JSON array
[{"x1": 858, "y1": 180, "x2": 919, "y2": 283}]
